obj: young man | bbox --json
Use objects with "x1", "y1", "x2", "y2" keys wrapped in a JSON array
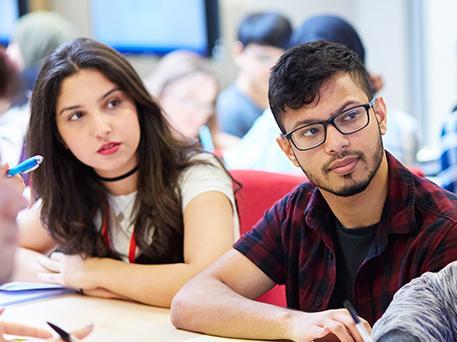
[
  {"x1": 217, "y1": 12, "x2": 292, "y2": 137},
  {"x1": 171, "y1": 42, "x2": 457, "y2": 341},
  {"x1": 372, "y1": 260, "x2": 457, "y2": 341}
]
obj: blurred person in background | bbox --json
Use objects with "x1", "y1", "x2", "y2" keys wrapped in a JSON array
[
  {"x1": 216, "y1": 12, "x2": 292, "y2": 137},
  {"x1": 7, "y1": 10, "x2": 77, "y2": 107},
  {"x1": 145, "y1": 50, "x2": 238, "y2": 152}
]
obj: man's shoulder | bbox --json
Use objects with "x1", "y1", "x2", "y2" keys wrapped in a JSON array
[{"x1": 270, "y1": 181, "x2": 316, "y2": 217}]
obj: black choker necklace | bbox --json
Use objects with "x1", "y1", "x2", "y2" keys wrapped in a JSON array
[{"x1": 97, "y1": 166, "x2": 139, "y2": 182}]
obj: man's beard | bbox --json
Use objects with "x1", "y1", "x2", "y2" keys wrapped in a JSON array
[{"x1": 298, "y1": 134, "x2": 384, "y2": 197}]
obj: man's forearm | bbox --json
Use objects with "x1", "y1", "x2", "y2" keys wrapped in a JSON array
[{"x1": 171, "y1": 277, "x2": 295, "y2": 340}]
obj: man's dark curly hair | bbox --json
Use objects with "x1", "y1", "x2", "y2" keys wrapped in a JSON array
[{"x1": 269, "y1": 40, "x2": 374, "y2": 133}]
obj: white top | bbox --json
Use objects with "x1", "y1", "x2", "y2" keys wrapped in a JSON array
[{"x1": 94, "y1": 153, "x2": 239, "y2": 262}]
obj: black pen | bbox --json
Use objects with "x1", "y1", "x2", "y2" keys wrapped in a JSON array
[
  {"x1": 343, "y1": 300, "x2": 373, "y2": 342},
  {"x1": 47, "y1": 321, "x2": 79, "y2": 342}
]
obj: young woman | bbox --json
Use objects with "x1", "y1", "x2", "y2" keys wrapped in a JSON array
[{"x1": 16, "y1": 38, "x2": 238, "y2": 307}]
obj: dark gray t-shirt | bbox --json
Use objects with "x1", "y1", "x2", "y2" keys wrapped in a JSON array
[{"x1": 328, "y1": 219, "x2": 377, "y2": 309}]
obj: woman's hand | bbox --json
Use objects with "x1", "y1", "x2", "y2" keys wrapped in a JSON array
[
  {"x1": 37, "y1": 252, "x2": 98, "y2": 290},
  {"x1": 0, "y1": 163, "x2": 26, "y2": 195}
]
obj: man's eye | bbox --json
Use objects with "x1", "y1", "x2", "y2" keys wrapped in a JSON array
[
  {"x1": 301, "y1": 126, "x2": 321, "y2": 137},
  {"x1": 341, "y1": 110, "x2": 361, "y2": 121}
]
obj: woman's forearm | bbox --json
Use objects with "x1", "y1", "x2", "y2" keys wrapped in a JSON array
[{"x1": 89, "y1": 258, "x2": 209, "y2": 307}]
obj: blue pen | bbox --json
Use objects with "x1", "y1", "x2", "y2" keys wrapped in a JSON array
[{"x1": 6, "y1": 155, "x2": 44, "y2": 177}]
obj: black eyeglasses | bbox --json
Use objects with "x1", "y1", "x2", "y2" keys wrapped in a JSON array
[{"x1": 282, "y1": 97, "x2": 376, "y2": 151}]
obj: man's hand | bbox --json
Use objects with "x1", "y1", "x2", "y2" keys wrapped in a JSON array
[{"x1": 287, "y1": 308, "x2": 371, "y2": 342}]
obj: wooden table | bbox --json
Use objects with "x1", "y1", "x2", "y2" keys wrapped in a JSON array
[{"x1": 2, "y1": 293, "x2": 267, "y2": 341}]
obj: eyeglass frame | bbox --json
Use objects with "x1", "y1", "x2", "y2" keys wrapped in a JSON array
[{"x1": 281, "y1": 97, "x2": 377, "y2": 151}]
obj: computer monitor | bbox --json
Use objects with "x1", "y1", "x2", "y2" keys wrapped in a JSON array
[
  {"x1": 0, "y1": 0, "x2": 27, "y2": 46},
  {"x1": 90, "y1": 0, "x2": 220, "y2": 57}
]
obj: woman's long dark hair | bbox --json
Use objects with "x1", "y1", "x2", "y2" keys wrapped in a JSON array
[{"x1": 28, "y1": 38, "x2": 208, "y2": 263}]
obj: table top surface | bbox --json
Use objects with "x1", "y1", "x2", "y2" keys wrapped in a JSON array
[{"x1": 2, "y1": 293, "x2": 267, "y2": 341}]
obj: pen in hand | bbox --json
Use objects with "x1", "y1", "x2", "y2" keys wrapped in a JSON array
[
  {"x1": 343, "y1": 300, "x2": 373, "y2": 342},
  {"x1": 47, "y1": 321, "x2": 79, "y2": 342},
  {"x1": 6, "y1": 155, "x2": 43, "y2": 177}
]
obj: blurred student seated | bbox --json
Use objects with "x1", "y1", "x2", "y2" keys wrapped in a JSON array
[
  {"x1": 145, "y1": 50, "x2": 238, "y2": 152},
  {"x1": 224, "y1": 15, "x2": 420, "y2": 174},
  {"x1": 216, "y1": 12, "x2": 292, "y2": 137}
]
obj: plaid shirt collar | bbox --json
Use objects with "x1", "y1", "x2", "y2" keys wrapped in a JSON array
[{"x1": 304, "y1": 151, "x2": 418, "y2": 238}]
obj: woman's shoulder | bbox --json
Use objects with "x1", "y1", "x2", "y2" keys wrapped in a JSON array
[
  {"x1": 183, "y1": 152, "x2": 224, "y2": 172},
  {"x1": 178, "y1": 152, "x2": 234, "y2": 209},
  {"x1": 178, "y1": 151, "x2": 230, "y2": 188}
]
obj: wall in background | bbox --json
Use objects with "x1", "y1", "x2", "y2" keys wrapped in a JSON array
[{"x1": 422, "y1": 0, "x2": 457, "y2": 146}]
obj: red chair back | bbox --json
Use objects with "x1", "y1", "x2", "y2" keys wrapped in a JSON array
[{"x1": 230, "y1": 169, "x2": 306, "y2": 307}]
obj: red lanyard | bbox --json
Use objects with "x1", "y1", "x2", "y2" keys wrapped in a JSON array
[{"x1": 101, "y1": 207, "x2": 137, "y2": 263}]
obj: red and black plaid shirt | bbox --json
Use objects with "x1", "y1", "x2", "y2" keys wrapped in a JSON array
[{"x1": 234, "y1": 152, "x2": 457, "y2": 325}]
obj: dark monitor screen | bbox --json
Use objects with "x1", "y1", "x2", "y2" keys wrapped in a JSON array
[{"x1": 90, "y1": 0, "x2": 220, "y2": 56}]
